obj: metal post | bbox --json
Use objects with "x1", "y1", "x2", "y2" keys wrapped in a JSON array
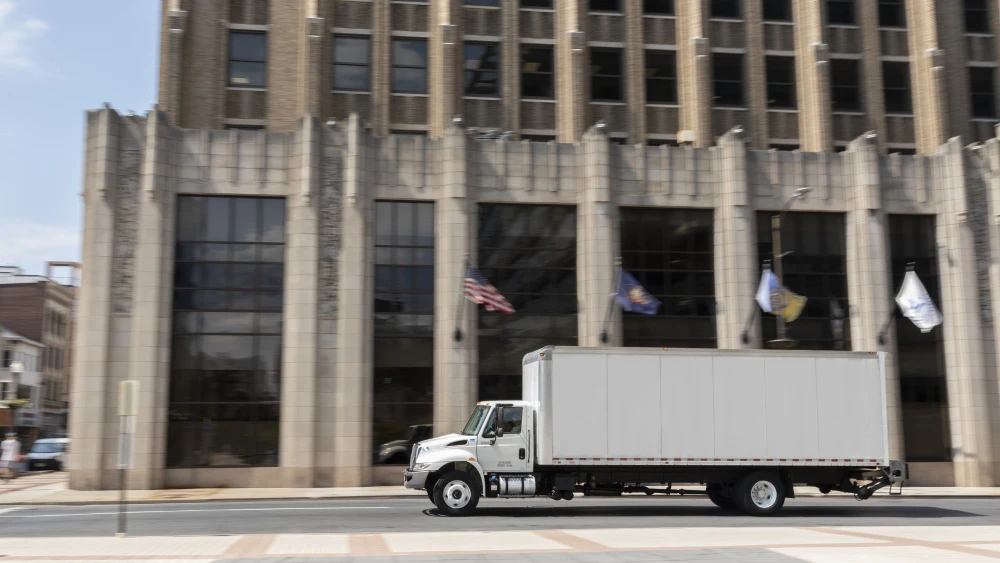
[
  {"x1": 116, "y1": 380, "x2": 139, "y2": 538},
  {"x1": 117, "y1": 416, "x2": 127, "y2": 538},
  {"x1": 771, "y1": 213, "x2": 786, "y2": 342}
]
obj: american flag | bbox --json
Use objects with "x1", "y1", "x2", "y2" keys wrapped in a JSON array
[{"x1": 465, "y1": 266, "x2": 515, "y2": 315}]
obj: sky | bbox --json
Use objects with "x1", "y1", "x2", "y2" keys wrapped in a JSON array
[{"x1": 0, "y1": 0, "x2": 159, "y2": 276}]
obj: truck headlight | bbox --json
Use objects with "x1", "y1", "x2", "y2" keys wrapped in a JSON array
[{"x1": 414, "y1": 462, "x2": 433, "y2": 471}]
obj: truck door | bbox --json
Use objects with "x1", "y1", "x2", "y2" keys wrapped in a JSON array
[{"x1": 477, "y1": 406, "x2": 530, "y2": 473}]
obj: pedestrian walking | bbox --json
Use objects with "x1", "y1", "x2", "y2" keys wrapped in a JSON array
[{"x1": 1, "y1": 432, "x2": 21, "y2": 482}]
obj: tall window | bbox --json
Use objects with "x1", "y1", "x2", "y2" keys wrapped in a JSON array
[
  {"x1": 970, "y1": 67, "x2": 997, "y2": 118},
  {"x1": 466, "y1": 0, "x2": 498, "y2": 6},
  {"x1": 889, "y1": 215, "x2": 950, "y2": 462},
  {"x1": 713, "y1": 53, "x2": 744, "y2": 107},
  {"x1": 878, "y1": 0, "x2": 905, "y2": 28},
  {"x1": 478, "y1": 205, "x2": 576, "y2": 400},
  {"x1": 591, "y1": 49, "x2": 624, "y2": 101},
  {"x1": 392, "y1": 39, "x2": 428, "y2": 94},
  {"x1": 590, "y1": 0, "x2": 620, "y2": 11},
  {"x1": 644, "y1": 0, "x2": 674, "y2": 15},
  {"x1": 766, "y1": 56, "x2": 796, "y2": 108},
  {"x1": 646, "y1": 51, "x2": 678, "y2": 104},
  {"x1": 521, "y1": 46, "x2": 554, "y2": 99},
  {"x1": 756, "y1": 212, "x2": 850, "y2": 350},
  {"x1": 228, "y1": 32, "x2": 267, "y2": 88},
  {"x1": 522, "y1": 0, "x2": 553, "y2": 8},
  {"x1": 831, "y1": 58, "x2": 861, "y2": 111},
  {"x1": 333, "y1": 36, "x2": 371, "y2": 91},
  {"x1": 827, "y1": 0, "x2": 855, "y2": 24},
  {"x1": 464, "y1": 43, "x2": 501, "y2": 97},
  {"x1": 764, "y1": 0, "x2": 791, "y2": 21},
  {"x1": 621, "y1": 208, "x2": 716, "y2": 348},
  {"x1": 883, "y1": 61, "x2": 912, "y2": 113},
  {"x1": 965, "y1": 0, "x2": 989, "y2": 33},
  {"x1": 168, "y1": 196, "x2": 286, "y2": 468},
  {"x1": 711, "y1": 0, "x2": 741, "y2": 18},
  {"x1": 374, "y1": 202, "x2": 434, "y2": 464}
]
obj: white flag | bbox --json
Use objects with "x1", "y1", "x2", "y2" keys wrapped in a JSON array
[
  {"x1": 755, "y1": 268, "x2": 780, "y2": 313},
  {"x1": 895, "y1": 270, "x2": 942, "y2": 333}
]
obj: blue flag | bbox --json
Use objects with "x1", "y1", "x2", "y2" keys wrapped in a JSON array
[{"x1": 615, "y1": 270, "x2": 661, "y2": 315}]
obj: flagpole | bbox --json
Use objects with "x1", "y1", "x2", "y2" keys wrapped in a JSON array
[
  {"x1": 742, "y1": 258, "x2": 769, "y2": 345},
  {"x1": 599, "y1": 257, "x2": 623, "y2": 344},
  {"x1": 454, "y1": 254, "x2": 470, "y2": 342}
]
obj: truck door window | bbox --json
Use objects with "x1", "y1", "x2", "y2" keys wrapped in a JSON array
[{"x1": 502, "y1": 407, "x2": 523, "y2": 435}]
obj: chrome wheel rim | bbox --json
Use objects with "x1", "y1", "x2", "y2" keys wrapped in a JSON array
[
  {"x1": 443, "y1": 480, "x2": 472, "y2": 509},
  {"x1": 749, "y1": 480, "x2": 778, "y2": 509}
]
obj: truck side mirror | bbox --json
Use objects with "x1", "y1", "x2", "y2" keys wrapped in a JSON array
[{"x1": 495, "y1": 408, "x2": 505, "y2": 438}]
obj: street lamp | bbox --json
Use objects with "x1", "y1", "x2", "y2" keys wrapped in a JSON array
[{"x1": 769, "y1": 187, "x2": 812, "y2": 349}]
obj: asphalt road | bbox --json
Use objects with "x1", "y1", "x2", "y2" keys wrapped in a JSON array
[{"x1": 1, "y1": 495, "x2": 997, "y2": 538}]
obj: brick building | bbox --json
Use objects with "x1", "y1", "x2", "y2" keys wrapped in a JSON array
[
  {"x1": 0, "y1": 264, "x2": 79, "y2": 438},
  {"x1": 66, "y1": 0, "x2": 1000, "y2": 490}
]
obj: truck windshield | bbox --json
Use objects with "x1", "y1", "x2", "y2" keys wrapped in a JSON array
[{"x1": 461, "y1": 406, "x2": 490, "y2": 435}]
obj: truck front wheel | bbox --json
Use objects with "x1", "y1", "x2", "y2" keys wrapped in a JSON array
[
  {"x1": 735, "y1": 472, "x2": 785, "y2": 516},
  {"x1": 432, "y1": 471, "x2": 480, "y2": 516}
]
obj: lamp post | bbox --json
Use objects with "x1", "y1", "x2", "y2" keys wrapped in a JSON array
[{"x1": 769, "y1": 187, "x2": 812, "y2": 348}]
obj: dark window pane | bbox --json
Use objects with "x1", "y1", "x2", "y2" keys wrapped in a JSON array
[
  {"x1": 465, "y1": 43, "x2": 501, "y2": 96},
  {"x1": 590, "y1": 0, "x2": 619, "y2": 11},
  {"x1": 202, "y1": 312, "x2": 255, "y2": 334},
  {"x1": 260, "y1": 199, "x2": 285, "y2": 243},
  {"x1": 827, "y1": 0, "x2": 855, "y2": 24},
  {"x1": 763, "y1": 0, "x2": 790, "y2": 20},
  {"x1": 712, "y1": 0, "x2": 741, "y2": 18},
  {"x1": 258, "y1": 313, "x2": 282, "y2": 334},
  {"x1": 883, "y1": 61, "x2": 912, "y2": 113},
  {"x1": 467, "y1": 0, "x2": 498, "y2": 5},
  {"x1": 229, "y1": 291, "x2": 256, "y2": 310},
  {"x1": 393, "y1": 40, "x2": 427, "y2": 66},
  {"x1": 334, "y1": 66, "x2": 370, "y2": 91},
  {"x1": 177, "y1": 197, "x2": 203, "y2": 241},
  {"x1": 230, "y1": 32, "x2": 267, "y2": 62},
  {"x1": 259, "y1": 264, "x2": 284, "y2": 289},
  {"x1": 966, "y1": 0, "x2": 990, "y2": 33},
  {"x1": 646, "y1": 51, "x2": 678, "y2": 104},
  {"x1": 591, "y1": 49, "x2": 623, "y2": 101},
  {"x1": 205, "y1": 243, "x2": 231, "y2": 261},
  {"x1": 334, "y1": 36, "x2": 370, "y2": 65},
  {"x1": 970, "y1": 67, "x2": 996, "y2": 118},
  {"x1": 644, "y1": 0, "x2": 674, "y2": 15},
  {"x1": 878, "y1": 0, "x2": 905, "y2": 27},
  {"x1": 766, "y1": 56, "x2": 796, "y2": 108},
  {"x1": 521, "y1": 0, "x2": 552, "y2": 7},
  {"x1": 713, "y1": 53, "x2": 744, "y2": 106},
  {"x1": 259, "y1": 291, "x2": 283, "y2": 311},
  {"x1": 521, "y1": 47, "x2": 554, "y2": 99},
  {"x1": 392, "y1": 68, "x2": 427, "y2": 94},
  {"x1": 229, "y1": 61, "x2": 266, "y2": 88},
  {"x1": 233, "y1": 198, "x2": 259, "y2": 242},
  {"x1": 202, "y1": 264, "x2": 229, "y2": 288},
  {"x1": 831, "y1": 58, "x2": 861, "y2": 111}
]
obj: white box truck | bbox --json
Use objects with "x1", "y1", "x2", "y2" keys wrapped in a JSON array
[{"x1": 404, "y1": 346, "x2": 907, "y2": 516}]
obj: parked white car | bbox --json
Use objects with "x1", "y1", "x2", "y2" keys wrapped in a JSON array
[{"x1": 25, "y1": 438, "x2": 69, "y2": 471}]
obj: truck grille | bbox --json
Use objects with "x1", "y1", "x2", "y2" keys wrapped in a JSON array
[{"x1": 409, "y1": 444, "x2": 418, "y2": 470}]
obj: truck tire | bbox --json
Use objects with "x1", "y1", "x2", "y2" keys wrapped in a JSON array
[
  {"x1": 432, "y1": 471, "x2": 480, "y2": 516},
  {"x1": 706, "y1": 484, "x2": 738, "y2": 511},
  {"x1": 735, "y1": 472, "x2": 785, "y2": 516}
]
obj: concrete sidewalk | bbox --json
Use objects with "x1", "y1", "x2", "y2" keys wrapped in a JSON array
[{"x1": 2, "y1": 473, "x2": 1000, "y2": 505}]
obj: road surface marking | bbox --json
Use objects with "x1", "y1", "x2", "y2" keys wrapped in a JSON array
[
  {"x1": 0, "y1": 507, "x2": 24, "y2": 515},
  {"x1": 561, "y1": 527, "x2": 887, "y2": 549},
  {"x1": 382, "y1": 531, "x2": 569, "y2": 553},
  {"x1": 267, "y1": 533, "x2": 350, "y2": 555},
  {"x1": 769, "y1": 545, "x2": 1000, "y2": 562},
  {"x1": 0, "y1": 506, "x2": 392, "y2": 518}
]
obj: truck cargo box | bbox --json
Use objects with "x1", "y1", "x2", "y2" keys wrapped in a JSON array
[{"x1": 523, "y1": 347, "x2": 888, "y2": 469}]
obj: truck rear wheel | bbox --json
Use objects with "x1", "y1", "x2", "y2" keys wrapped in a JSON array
[
  {"x1": 432, "y1": 471, "x2": 480, "y2": 516},
  {"x1": 735, "y1": 472, "x2": 785, "y2": 516},
  {"x1": 706, "y1": 484, "x2": 738, "y2": 511}
]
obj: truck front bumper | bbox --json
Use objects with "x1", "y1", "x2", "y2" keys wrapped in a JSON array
[{"x1": 403, "y1": 469, "x2": 430, "y2": 489}]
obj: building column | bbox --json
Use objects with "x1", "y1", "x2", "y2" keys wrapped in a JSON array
[
  {"x1": 978, "y1": 127, "x2": 1000, "y2": 483},
  {"x1": 279, "y1": 117, "x2": 322, "y2": 487},
  {"x1": 161, "y1": 4, "x2": 187, "y2": 125},
  {"x1": 792, "y1": 0, "x2": 832, "y2": 152},
  {"x1": 68, "y1": 108, "x2": 120, "y2": 491},
  {"x1": 334, "y1": 114, "x2": 374, "y2": 486},
  {"x1": 502, "y1": 0, "x2": 521, "y2": 134},
  {"x1": 434, "y1": 122, "x2": 477, "y2": 437},
  {"x1": 429, "y1": 0, "x2": 460, "y2": 138},
  {"x1": 936, "y1": 137, "x2": 996, "y2": 486},
  {"x1": 858, "y1": 0, "x2": 888, "y2": 153},
  {"x1": 676, "y1": 0, "x2": 712, "y2": 148},
  {"x1": 906, "y1": 0, "x2": 948, "y2": 155},
  {"x1": 300, "y1": 0, "x2": 326, "y2": 119},
  {"x1": 372, "y1": 0, "x2": 392, "y2": 136},
  {"x1": 844, "y1": 131, "x2": 904, "y2": 461},
  {"x1": 714, "y1": 127, "x2": 759, "y2": 348},
  {"x1": 556, "y1": 0, "x2": 588, "y2": 142},
  {"x1": 577, "y1": 124, "x2": 620, "y2": 346},
  {"x1": 744, "y1": 0, "x2": 769, "y2": 150},
  {"x1": 124, "y1": 110, "x2": 175, "y2": 490},
  {"x1": 623, "y1": 0, "x2": 646, "y2": 143}
]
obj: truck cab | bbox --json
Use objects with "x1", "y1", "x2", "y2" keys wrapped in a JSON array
[{"x1": 404, "y1": 401, "x2": 534, "y2": 513}]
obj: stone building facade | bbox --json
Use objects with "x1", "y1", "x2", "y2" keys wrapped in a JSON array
[
  {"x1": 69, "y1": 104, "x2": 1000, "y2": 489},
  {"x1": 159, "y1": 0, "x2": 1000, "y2": 152}
]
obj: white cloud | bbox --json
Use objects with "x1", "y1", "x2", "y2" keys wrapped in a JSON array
[
  {"x1": 0, "y1": 217, "x2": 79, "y2": 273},
  {"x1": 0, "y1": 0, "x2": 49, "y2": 71}
]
